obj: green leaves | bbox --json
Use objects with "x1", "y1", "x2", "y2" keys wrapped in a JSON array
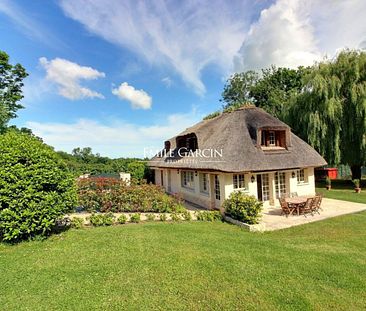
[{"x1": 0, "y1": 130, "x2": 77, "y2": 242}]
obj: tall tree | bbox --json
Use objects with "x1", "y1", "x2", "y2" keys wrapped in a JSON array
[
  {"x1": 250, "y1": 66, "x2": 306, "y2": 119},
  {"x1": 0, "y1": 51, "x2": 28, "y2": 132},
  {"x1": 221, "y1": 70, "x2": 258, "y2": 110},
  {"x1": 288, "y1": 50, "x2": 366, "y2": 179}
]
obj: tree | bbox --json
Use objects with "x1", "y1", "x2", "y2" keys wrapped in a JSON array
[
  {"x1": 0, "y1": 51, "x2": 28, "y2": 132},
  {"x1": 287, "y1": 50, "x2": 366, "y2": 179},
  {"x1": 250, "y1": 66, "x2": 306, "y2": 118},
  {"x1": 221, "y1": 71, "x2": 258, "y2": 110},
  {"x1": 0, "y1": 130, "x2": 77, "y2": 242}
]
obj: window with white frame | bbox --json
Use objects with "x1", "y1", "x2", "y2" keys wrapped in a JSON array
[
  {"x1": 199, "y1": 173, "x2": 209, "y2": 194},
  {"x1": 297, "y1": 169, "x2": 306, "y2": 184},
  {"x1": 181, "y1": 171, "x2": 194, "y2": 189},
  {"x1": 233, "y1": 174, "x2": 246, "y2": 189},
  {"x1": 269, "y1": 131, "x2": 276, "y2": 146}
]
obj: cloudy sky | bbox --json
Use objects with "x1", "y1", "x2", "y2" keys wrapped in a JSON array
[{"x1": 0, "y1": 0, "x2": 365, "y2": 157}]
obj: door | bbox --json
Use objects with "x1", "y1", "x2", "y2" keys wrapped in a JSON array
[
  {"x1": 167, "y1": 169, "x2": 171, "y2": 192},
  {"x1": 160, "y1": 170, "x2": 164, "y2": 187},
  {"x1": 214, "y1": 174, "x2": 221, "y2": 208},
  {"x1": 257, "y1": 173, "x2": 269, "y2": 202},
  {"x1": 275, "y1": 172, "x2": 286, "y2": 198}
]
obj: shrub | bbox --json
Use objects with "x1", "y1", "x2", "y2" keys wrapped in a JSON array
[
  {"x1": 223, "y1": 192, "x2": 262, "y2": 224},
  {"x1": 117, "y1": 214, "x2": 127, "y2": 224},
  {"x1": 159, "y1": 214, "x2": 167, "y2": 222},
  {"x1": 181, "y1": 210, "x2": 192, "y2": 221},
  {"x1": 170, "y1": 212, "x2": 181, "y2": 222},
  {"x1": 71, "y1": 217, "x2": 84, "y2": 229},
  {"x1": 145, "y1": 213, "x2": 155, "y2": 222},
  {"x1": 196, "y1": 211, "x2": 222, "y2": 221},
  {"x1": 0, "y1": 130, "x2": 77, "y2": 242},
  {"x1": 77, "y1": 178, "x2": 185, "y2": 214},
  {"x1": 89, "y1": 213, "x2": 115, "y2": 226},
  {"x1": 130, "y1": 213, "x2": 141, "y2": 223}
]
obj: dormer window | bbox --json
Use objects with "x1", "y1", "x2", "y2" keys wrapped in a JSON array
[
  {"x1": 176, "y1": 133, "x2": 198, "y2": 155},
  {"x1": 260, "y1": 129, "x2": 287, "y2": 149},
  {"x1": 164, "y1": 141, "x2": 171, "y2": 151}
]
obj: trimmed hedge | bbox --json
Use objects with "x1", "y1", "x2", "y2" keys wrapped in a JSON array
[
  {"x1": 0, "y1": 131, "x2": 77, "y2": 242},
  {"x1": 223, "y1": 192, "x2": 263, "y2": 224}
]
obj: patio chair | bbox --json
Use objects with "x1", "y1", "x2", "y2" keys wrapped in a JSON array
[
  {"x1": 311, "y1": 196, "x2": 321, "y2": 214},
  {"x1": 279, "y1": 198, "x2": 295, "y2": 217},
  {"x1": 315, "y1": 193, "x2": 323, "y2": 211},
  {"x1": 299, "y1": 198, "x2": 314, "y2": 217}
]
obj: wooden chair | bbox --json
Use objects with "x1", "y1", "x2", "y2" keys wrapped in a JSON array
[
  {"x1": 279, "y1": 198, "x2": 295, "y2": 217},
  {"x1": 311, "y1": 196, "x2": 321, "y2": 214},
  {"x1": 299, "y1": 198, "x2": 314, "y2": 217},
  {"x1": 316, "y1": 193, "x2": 323, "y2": 211}
]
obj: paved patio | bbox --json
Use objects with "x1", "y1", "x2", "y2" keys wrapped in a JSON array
[{"x1": 261, "y1": 198, "x2": 366, "y2": 231}]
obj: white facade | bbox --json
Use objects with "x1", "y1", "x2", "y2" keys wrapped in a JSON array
[{"x1": 154, "y1": 167, "x2": 316, "y2": 209}]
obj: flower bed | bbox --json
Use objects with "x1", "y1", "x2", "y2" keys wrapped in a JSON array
[{"x1": 77, "y1": 178, "x2": 185, "y2": 213}]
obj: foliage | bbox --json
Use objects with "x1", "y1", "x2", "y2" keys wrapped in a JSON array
[
  {"x1": 316, "y1": 180, "x2": 366, "y2": 204},
  {"x1": 352, "y1": 179, "x2": 360, "y2": 188},
  {"x1": 181, "y1": 210, "x2": 192, "y2": 221},
  {"x1": 77, "y1": 178, "x2": 185, "y2": 214},
  {"x1": 287, "y1": 50, "x2": 366, "y2": 179},
  {"x1": 195, "y1": 210, "x2": 222, "y2": 222},
  {"x1": 0, "y1": 51, "x2": 28, "y2": 132},
  {"x1": 89, "y1": 213, "x2": 115, "y2": 226},
  {"x1": 170, "y1": 212, "x2": 181, "y2": 222},
  {"x1": 145, "y1": 213, "x2": 156, "y2": 222},
  {"x1": 130, "y1": 213, "x2": 141, "y2": 223},
  {"x1": 71, "y1": 217, "x2": 84, "y2": 229},
  {"x1": 325, "y1": 177, "x2": 332, "y2": 186},
  {"x1": 159, "y1": 213, "x2": 167, "y2": 222},
  {"x1": 117, "y1": 214, "x2": 127, "y2": 224},
  {"x1": 203, "y1": 110, "x2": 221, "y2": 120},
  {"x1": 0, "y1": 130, "x2": 77, "y2": 242},
  {"x1": 223, "y1": 192, "x2": 262, "y2": 224},
  {"x1": 221, "y1": 71, "x2": 258, "y2": 108},
  {"x1": 127, "y1": 161, "x2": 147, "y2": 180}
]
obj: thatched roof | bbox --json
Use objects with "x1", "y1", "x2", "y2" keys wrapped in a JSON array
[{"x1": 148, "y1": 106, "x2": 327, "y2": 172}]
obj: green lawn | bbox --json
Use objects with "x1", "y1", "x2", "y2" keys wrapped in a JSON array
[
  {"x1": 316, "y1": 179, "x2": 366, "y2": 204},
  {"x1": 1, "y1": 215, "x2": 366, "y2": 311}
]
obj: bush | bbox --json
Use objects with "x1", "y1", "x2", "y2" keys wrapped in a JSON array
[
  {"x1": 77, "y1": 178, "x2": 185, "y2": 214},
  {"x1": 0, "y1": 131, "x2": 77, "y2": 242},
  {"x1": 181, "y1": 210, "x2": 192, "y2": 221},
  {"x1": 71, "y1": 217, "x2": 84, "y2": 229},
  {"x1": 89, "y1": 213, "x2": 115, "y2": 226},
  {"x1": 130, "y1": 213, "x2": 141, "y2": 223},
  {"x1": 145, "y1": 213, "x2": 155, "y2": 222},
  {"x1": 159, "y1": 214, "x2": 167, "y2": 222},
  {"x1": 196, "y1": 211, "x2": 222, "y2": 221},
  {"x1": 223, "y1": 192, "x2": 262, "y2": 224},
  {"x1": 117, "y1": 214, "x2": 127, "y2": 224},
  {"x1": 170, "y1": 212, "x2": 181, "y2": 222}
]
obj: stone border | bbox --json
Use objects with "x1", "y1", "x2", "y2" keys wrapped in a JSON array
[{"x1": 223, "y1": 215, "x2": 266, "y2": 232}]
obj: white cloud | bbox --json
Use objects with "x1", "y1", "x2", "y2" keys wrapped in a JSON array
[
  {"x1": 26, "y1": 110, "x2": 200, "y2": 158},
  {"x1": 234, "y1": 0, "x2": 366, "y2": 72},
  {"x1": 161, "y1": 77, "x2": 172, "y2": 88},
  {"x1": 112, "y1": 82, "x2": 152, "y2": 110},
  {"x1": 39, "y1": 57, "x2": 105, "y2": 100},
  {"x1": 59, "y1": 0, "x2": 261, "y2": 95}
]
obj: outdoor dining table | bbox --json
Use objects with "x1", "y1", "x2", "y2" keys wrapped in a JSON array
[{"x1": 285, "y1": 196, "x2": 310, "y2": 216}]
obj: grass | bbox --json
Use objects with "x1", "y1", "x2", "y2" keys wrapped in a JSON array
[
  {"x1": 1, "y1": 216, "x2": 366, "y2": 311},
  {"x1": 316, "y1": 179, "x2": 366, "y2": 204}
]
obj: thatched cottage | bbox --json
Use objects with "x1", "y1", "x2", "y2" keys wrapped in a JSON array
[{"x1": 148, "y1": 106, "x2": 326, "y2": 209}]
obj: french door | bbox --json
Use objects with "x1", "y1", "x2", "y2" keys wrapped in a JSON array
[{"x1": 275, "y1": 172, "x2": 286, "y2": 198}]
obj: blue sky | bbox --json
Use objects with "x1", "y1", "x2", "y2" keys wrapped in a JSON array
[{"x1": 0, "y1": 0, "x2": 365, "y2": 157}]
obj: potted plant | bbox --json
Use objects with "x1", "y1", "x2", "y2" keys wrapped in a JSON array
[
  {"x1": 353, "y1": 179, "x2": 361, "y2": 193},
  {"x1": 325, "y1": 176, "x2": 331, "y2": 190}
]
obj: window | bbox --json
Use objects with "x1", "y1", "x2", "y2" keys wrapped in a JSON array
[
  {"x1": 297, "y1": 169, "x2": 306, "y2": 184},
  {"x1": 214, "y1": 175, "x2": 220, "y2": 200},
  {"x1": 199, "y1": 173, "x2": 209, "y2": 194},
  {"x1": 233, "y1": 174, "x2": 246, "y2": 189},
  {"x1": 269, "y1": 131, "x2": 275, "y2": 146},
  {"x1": 181, "y1": 171, "x2": 194, "y2": 189}
]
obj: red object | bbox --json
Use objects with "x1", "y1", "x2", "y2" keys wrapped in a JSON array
[{"x1": 315, "y1": 168, "x2": 338, "y2": 180}]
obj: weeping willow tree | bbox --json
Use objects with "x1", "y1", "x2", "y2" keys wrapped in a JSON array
[{"x1": 287, "y1": 50, "x2": 366, "y2": 179}]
